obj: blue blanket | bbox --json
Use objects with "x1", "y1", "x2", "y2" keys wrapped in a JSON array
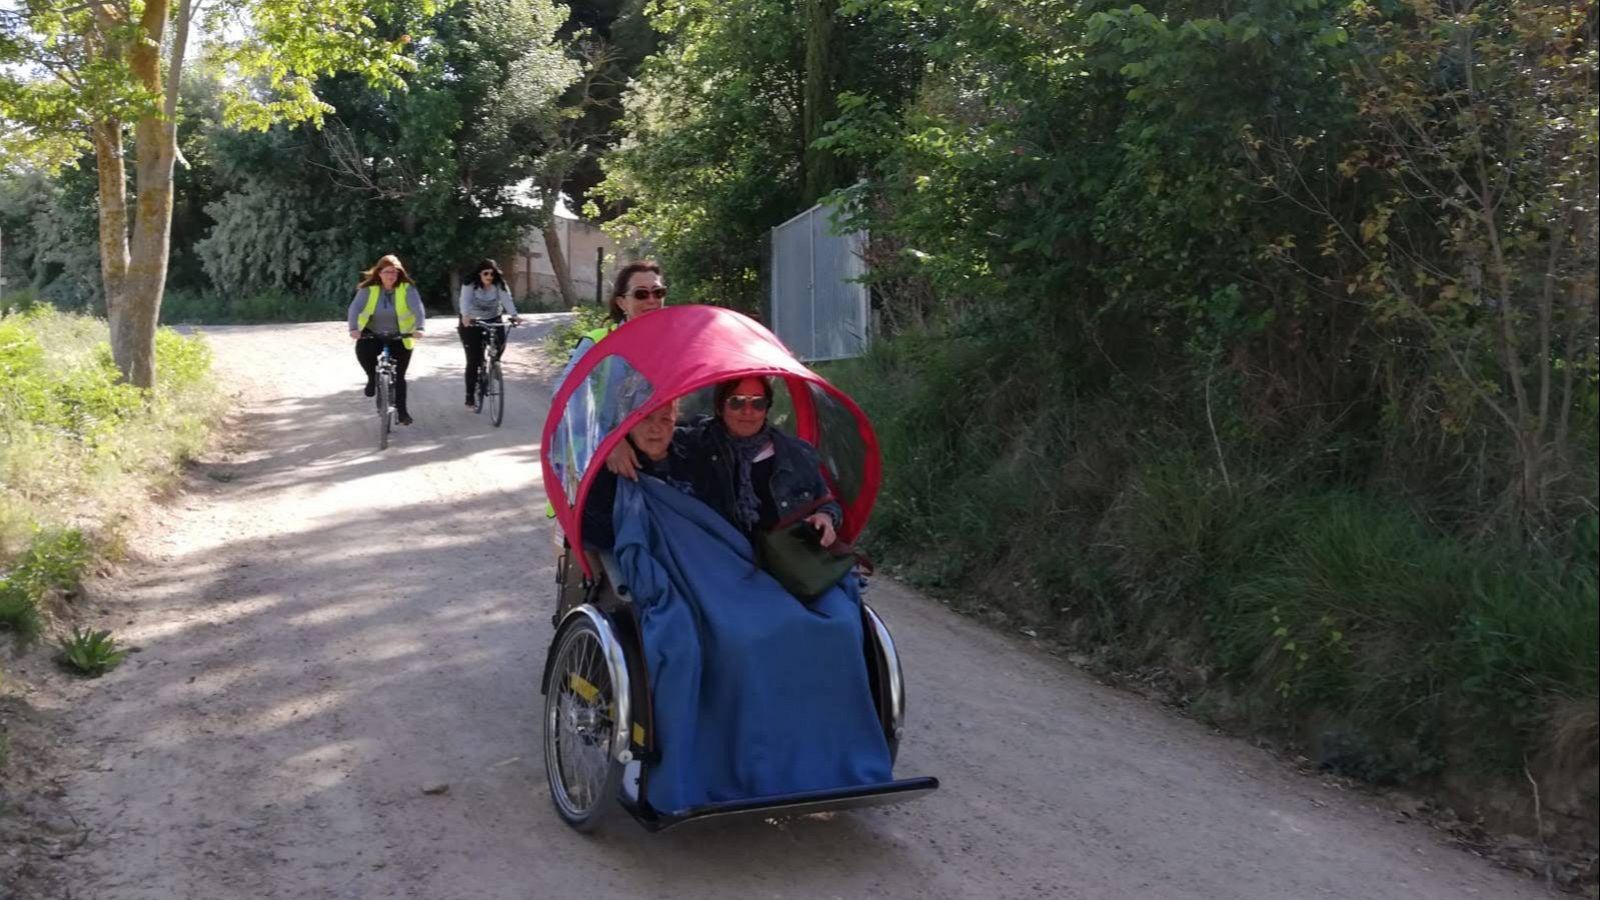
[{"x1": 612, "y1": 476, "x2": 894, "y2": 815}]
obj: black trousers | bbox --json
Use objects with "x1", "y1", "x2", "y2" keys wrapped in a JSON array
[
  {"x1": 355, "y1": 334, "x2": 414, "y2": 415},
  {"x1": 458, "y1": 317, "x2": 506, "y2": 397}
]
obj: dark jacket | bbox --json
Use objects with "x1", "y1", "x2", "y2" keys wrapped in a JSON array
[
  {"x1": 580, "y1": 439, "x2": 694, "y2": 550},
  {"x1": 680, "y1": 418, "x2": 843, "y2": 540}
]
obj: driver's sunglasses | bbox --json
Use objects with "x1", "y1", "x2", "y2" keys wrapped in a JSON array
[
  {"x1": 725, "y1": 395, "x2": 770, "y2": 412},
  {"x1": 630, "y1": 286, "x2": 668, "y2": 301}
]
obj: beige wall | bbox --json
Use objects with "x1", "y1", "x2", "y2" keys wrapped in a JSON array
[{"x1": 508, "y1": 218, "x2": 636, "y2": 307}]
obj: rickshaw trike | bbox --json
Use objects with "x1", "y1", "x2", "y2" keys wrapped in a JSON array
[{"x1": 539, "y1": 305, "x2": 938, "y2": 832}]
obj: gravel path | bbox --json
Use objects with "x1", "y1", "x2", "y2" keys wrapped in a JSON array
[{"x1": 55, "y1": 316, "x2": 1539, "y2": 899}]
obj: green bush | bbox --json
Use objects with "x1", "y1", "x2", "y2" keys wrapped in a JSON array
[
  {"x1": 0, "y1": 308, "x2": 218, "y2": 663},
  {"x1": 161, "y1": 289, "x2": 338, "y2": 325},
  {"x1": 829, "y1": 332, "x2": 1599, "y2": 790},
  {"x1": 544, "y1": 305, "x2": 614, "y2": 364},
  {"x1": 0, "y1": 581, "x2": 43, "y2": 644}
]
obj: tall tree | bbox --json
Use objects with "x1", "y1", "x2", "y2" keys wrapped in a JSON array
[
  {"x1": 1, "y1": 0, "x2": 426, "y2": 386},
  {"x1": 311, "y1": 0, "x2": 580, "y2": 301}
]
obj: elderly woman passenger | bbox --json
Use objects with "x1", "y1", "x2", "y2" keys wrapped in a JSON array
[{"x1": 581, "y1": 400, "x2": 687, "y2": 550}]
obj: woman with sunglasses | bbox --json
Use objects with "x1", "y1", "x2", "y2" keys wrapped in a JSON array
[
  {"x1": 457, "y1": 258, "x2": 522, "y2": 407},
  {"x1": 561, "y1": 260, "x2": 671, "y2": 486},
  {"x1": 685, "y1": 377, "x2": 841, "y2": 547},
  {"x1": 556, "y1": 260, "x2": 668, "y2": 390}
]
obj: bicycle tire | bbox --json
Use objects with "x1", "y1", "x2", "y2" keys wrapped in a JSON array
[
  {"x1": 473, "y1": 355, "x2": 486, "y2": 414},
  {"x1": 377, "y1": 371, "x2": 392, "y2": 450},
  {"x1": 489, "y1": 360, "x2": 505, "y2": 427}
]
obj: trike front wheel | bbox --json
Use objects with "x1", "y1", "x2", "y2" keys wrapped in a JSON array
[{"x1": 543, "y1": 616, "x2": 623, "y2": 831}]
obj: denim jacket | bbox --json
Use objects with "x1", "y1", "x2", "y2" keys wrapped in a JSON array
[{"x1": 683, "y1": 418, "x2": 843, "y2": 537}]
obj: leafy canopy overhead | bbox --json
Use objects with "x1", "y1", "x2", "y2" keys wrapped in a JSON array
[{"x1": 1, "y1": 0, "x2": 432, "y2": 170}]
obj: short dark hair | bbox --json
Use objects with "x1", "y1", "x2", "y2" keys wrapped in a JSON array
[
  {"x1": 715, "y1": 376, "x2": 774, "y2": 412},
  {"x1": 608, "y1": 260, "x2": 663, "y2": 322}
]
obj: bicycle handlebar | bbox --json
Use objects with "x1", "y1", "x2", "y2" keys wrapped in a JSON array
[{"x1": 359, "y1": 332, "x2": 415, "y2": 339}]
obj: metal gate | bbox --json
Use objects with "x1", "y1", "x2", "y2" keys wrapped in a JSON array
[{"x1": 769, "y1": 203, "x2": 869, "y2": 362}]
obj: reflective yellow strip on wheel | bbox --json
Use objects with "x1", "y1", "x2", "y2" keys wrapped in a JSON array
[
  {"x1": 632, "y1": 723, "x2": 646, "y2": 746},
  {"x1": 568, "y1": 673, "x2": 600, "y2": 703}
]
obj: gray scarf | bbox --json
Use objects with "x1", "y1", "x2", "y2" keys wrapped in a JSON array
[{"x1": 725, "y1": 424, "x2": 773, "y2": 530}]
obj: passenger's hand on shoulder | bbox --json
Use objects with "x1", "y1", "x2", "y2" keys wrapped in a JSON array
[
  {"x1": 606, "y1": 441, "x2": 641, "y2": 480},
  {"x1": 805, "y1": 513, "x2": 837, "y2": 547}
]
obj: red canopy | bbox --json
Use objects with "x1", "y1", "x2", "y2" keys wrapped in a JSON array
[{"x1": 541, "y1": 305, "x2": 881, "y2": 577}]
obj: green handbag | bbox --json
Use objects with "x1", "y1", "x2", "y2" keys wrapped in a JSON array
[{"x1": 755, "y1": 500, "x2": 862, "y2": 603}]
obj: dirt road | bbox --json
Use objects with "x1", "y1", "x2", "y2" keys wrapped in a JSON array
[{"x1": 48, "y1": 317, "x2": 1539, "y2": 899}]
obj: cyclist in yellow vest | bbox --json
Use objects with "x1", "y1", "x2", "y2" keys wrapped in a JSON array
[{"x1": 347, "y1": 254, "x2": 428, "y2": 426}]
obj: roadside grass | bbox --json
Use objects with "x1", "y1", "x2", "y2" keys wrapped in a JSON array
[
  {"x1": 825, "y1": 330, "x2": 1599, "y2": 838},
  {"x1": 0, "y1": 307, "x2": 219, "y2": 665},
  {"x1": 160, "y1": 289, "x2": 341, "y2": 325},
  {"x1": 543, "y1": 305, "x2": 611, "y2": 365}
]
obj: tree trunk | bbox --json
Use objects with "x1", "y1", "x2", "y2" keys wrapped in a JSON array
[
  {"x1": 92, "y1": 118, "x2": 131, "y2": 328},
  {"x1": 542, "y1": 212, "x2": 578, "y2": 307},
  {"x1": 121, "y1": 115, "x2": 179, "y2": 388},
  {"x1": 801, "y1": 0, "x2": 844, "y2": 207},
  {"x1": 91, "y1": 0, "x2": 188, "y2": 388}
]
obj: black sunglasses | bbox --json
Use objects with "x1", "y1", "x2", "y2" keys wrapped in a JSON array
[
  {"x1": 725, "y1": 395, "x2": 770, "y2": 412},
  {"x1": 479, "y1": 270, "x2": 494, "y2": 277},
  {"x1": 630, "y1": 286, "x2": 668, "y2": 301}
]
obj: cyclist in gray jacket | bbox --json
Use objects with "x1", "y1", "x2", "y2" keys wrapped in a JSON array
[{"x1": 457, "y1": 258, "x2": 521, "y2": 406}]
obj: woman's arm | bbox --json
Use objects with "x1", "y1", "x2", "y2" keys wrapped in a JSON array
[
  {"x1": 347, "y1": 291, "x2": 365, "y2": 337},
  {"x1": 500, "y1": 286, "x2": 520, "y2": 318},
  {"x1": 790, "y1": 437, "x2": 844, "y2": 527}
]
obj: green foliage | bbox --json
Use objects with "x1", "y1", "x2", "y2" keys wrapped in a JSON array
[
  {"x1": 57, "y1": 626, "x2": 127, "y2": 678},
  {"x1": 0, "y1": 582, "x2": 44, "y2": 645},
  {"x1": 0, "y1": 166, "x2": 102, "y2": 312},
  {"x1": 0, "y1": 307, "x2": 217, "y2": 590},
  {"x1": 160, "y1": 289, "x2": 342, "y2": 325},
  {"x1": 0, "y1": 0, "x2": 432, "y2": 171},
  {"x1": 0, "y1": 528, "x2": 91, "y2": 646},
  {"x1": 829, "y1": 327, "x2": 1599, "y2": 789},
  {"x1": 544, "y1": 305, "x2": 613, "y2": 363},
  {"x1": 596, "y1": 0, "x2": 921, "y2": 310}
]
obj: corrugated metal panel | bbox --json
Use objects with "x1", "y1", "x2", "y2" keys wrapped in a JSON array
[{"x1": 770, "y1": 204, "x2": 868, "y2": 362}]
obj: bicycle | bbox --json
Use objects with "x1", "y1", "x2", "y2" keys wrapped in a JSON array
[
  {"x1": 361, "y1": 331, "x2": 412, "y2": 450},
  {"x1": 469, "y1": 319, "x2": 520, "y2": 427}
]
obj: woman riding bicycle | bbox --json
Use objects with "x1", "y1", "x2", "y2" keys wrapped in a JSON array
[
  {"x1": 457, "y1": 258, "x2": 522, "y2": 407},
  {"x1": 348, "y1": 254, "x2": 427, "y2": 426}
]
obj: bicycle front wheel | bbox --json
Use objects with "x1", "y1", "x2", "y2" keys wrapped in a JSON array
[
  {"x1": 377, "y1": 373, "x2": 392, "y2": 450},
  {"x1": 489, "y1": 361, "x2": 505, "y2": 427}
]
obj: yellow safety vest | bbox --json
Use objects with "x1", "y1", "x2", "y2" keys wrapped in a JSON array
[{"x1": 357, "y1": 284, "x2": 418, "y2": 349}]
